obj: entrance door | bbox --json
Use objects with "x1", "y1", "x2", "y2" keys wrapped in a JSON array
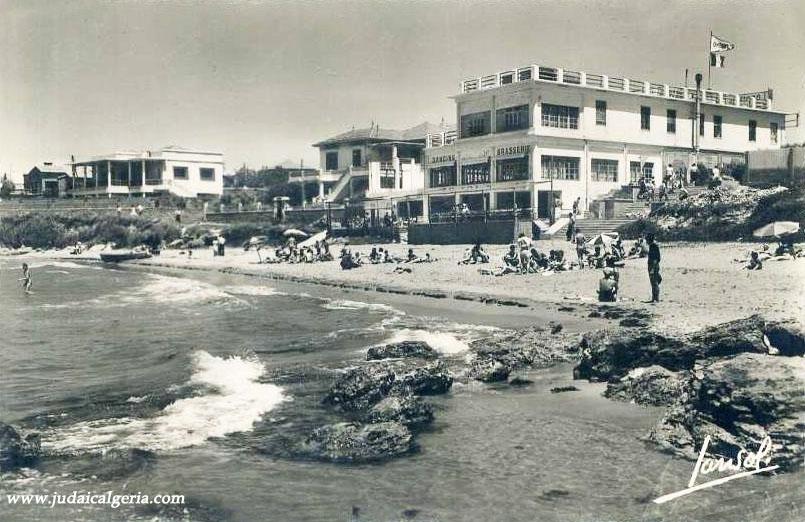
[{"x1": 536, "y1": 190, "x2": 560, "y2": 220}]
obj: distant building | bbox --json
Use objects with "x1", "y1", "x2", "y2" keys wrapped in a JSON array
[
  {"x1": 420, "y1": 63, "x2": 789, "y2": 221},
  {"x1": 23, "y1": 163, "x2": 71, "y2": 197},
  {"x1": 70, "y1": 146, "x2": 224, "y2": 198},
  {"x1": 305, "y1": 122, "x2": 451, "y2": 215}
]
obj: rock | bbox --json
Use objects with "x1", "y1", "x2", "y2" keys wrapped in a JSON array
[
  {"x1": 470, "y1": 326, "x2": 578, "y2": 371},
  {"x1": 648, "y1": 353, "x2": 805, "y2": 470},
  {"x1": 301, "y1": 422, "x2": 413, "y2": 462},
  {"x1": 393, "y1": 361, "x2": 453, "y2": 395},
  {"x1": 368, "y1": 393, "x2": 434, "y2": 427},
  {"x1": 604, "y1": 366, "x2": 690, "y2": 406},
  {"x1": 573, "y1": 316, "x2": 798, "y2": 382},
  {"x1": 550, "y1": 386, "x2": 579, "y2": 393},
  {"x1": 468, "y1": 359, "x2": 510, "y2": 383},
  {"x1": 509, "y1": 377, "x2": 533, "y2": 386},
  {"x1": 0, "y1": 422, "x2": 40, "y2": 471},
  {"x1": 323, "y1": 365, "x2": 396, "y2": 411},
  {"x1": 367, "y1": 341, "x2": 437, "y2": 361}
]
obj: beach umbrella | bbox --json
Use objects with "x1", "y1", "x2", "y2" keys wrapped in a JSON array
[
  {"x1": 752, "y1": 221, "x2": 800, "y2": 238},
  {"x1": 283, "y1": 228, "x2": 308, "y2": 238},
  {"x1": 586, "y1": 232, "x2": 619, "y2": 248},
  {"x1": 299, "y1": 230, "x2": 327, "y2": 248}
]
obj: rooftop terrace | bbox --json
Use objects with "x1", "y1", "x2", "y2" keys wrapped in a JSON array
[{"x1": 458, "y1": 64, "x2": 775, "y2": 112}]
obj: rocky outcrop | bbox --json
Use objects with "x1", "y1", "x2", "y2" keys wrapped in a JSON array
[
  {"x1": 392, "y1": 361, "x2": 453, "y2": 395},
  {"x1": 368, "y1": 393, "x2": 434, "y2": 427},
  {"x1": 366, "y1": 341, "x2": 437, "y2": 361},
  {"x1": 322, "y1": 364, "x2": 396, "y2": 411},
  {"x1": 648, "y1": 353, "x2": 804, "y2": 470},
  {"x1": 468, "y1": 326, "x2": 577, "y2": 383},
  {"x1": 301, "y1": 422, "x2": 413, "y2": 462},
  {"x1": 0, "y1": 422, "x2": 40, "y2": 471},
  {"x1": 573, "y1": 315, "x2": 793, "y2": 382},
  {"x1": 604, "y1": 366, "x2": 691, "y2": 406}
]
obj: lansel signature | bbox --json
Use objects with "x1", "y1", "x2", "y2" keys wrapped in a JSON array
[{"x1": 653, "y1": 435, "x2": 779, "y2": 504}]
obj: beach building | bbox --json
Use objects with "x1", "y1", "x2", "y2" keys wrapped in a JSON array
[
  {"x1": 69, "y1": 146, "x2": 224, "y2": 198},
  {"x1": 305, "y1": 122, "x2": 451, "y2": 217},
  {"x1": 420, "y1": 63, "x2": 788, "y2": 222},
  {"x1": 23, "y1": 163, "x2": 71, "y2": 197}
]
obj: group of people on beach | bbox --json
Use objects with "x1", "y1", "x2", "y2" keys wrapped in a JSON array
[
  {"x1": 264, "y1": 237, "x2": 334, "y2": 264},
  {"x1": 340, "y1": 244, "x2": 436, "y2": 271},
  {"x1": 737, "y1": 240, "x2": 804, "y2": 270}
]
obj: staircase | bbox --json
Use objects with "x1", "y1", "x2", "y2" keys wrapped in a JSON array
[{"x1": 572, "y1": 217, "x2": 636, "y2": 236}]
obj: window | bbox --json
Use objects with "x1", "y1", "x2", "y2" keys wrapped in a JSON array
[
  {"x1": 640, "y1": 106, "x2": 651, "y2": 130},
  {"x1": 541, "y1": 156, "x2": 580, "y2": 181},
  {"x1": 200, "y1": 168, "x2": 215, "y2": 181},
  {"x1": 770, "y1": 122, "x2": 778, "y2": 144},
  {"x1": 461, "y1": 162, "x2": 490, "y2": 185},
  {"x1": 352, "y1": 149, "x2": 362, "y2": 167},
  {"x1": 749, "y1": 120, "x2": 757, "y2": 142},
  {"x1": 496, "y1": 156, "x2": 530, "y2": 182},
  {"x1": 595, "y1": 100, "x2": 607, "y2": 126},
  {"x1": 630, "y1": 161, "x2": 654, "y2": 183},
  {"x1": 325, "y1": 151, "x2": 338, "y2": 170},
  {"x1": 380, "y1": 175, "x2": 395, "y2": 188},
  {"x1": 429, "y1": 166, "x2": 456, "y2": 188},
  {"x1": 591, "y1": 159, "x2": 618, "y2": 182},
  {"x1": 173, "y1": 166, "x2": 188, "y2": 180},
  {"x1": 460, "y1": 111, "x2": 491, "y2": 138},
  {"x1": 495, "y1": 105, "x2": 529, "y2": 133},
  {"x1": 666, "y1": 109, "x2": 676, "y2": 133},
  {"x1": 541, "y1": 104, "x2": 579, "y2": 129},
  {"x1": 713, "y1": 115, "x2": 722, "y2": 138},
  {"x1": 699, "y1": 113, "x2": 705, "y2": 136}
]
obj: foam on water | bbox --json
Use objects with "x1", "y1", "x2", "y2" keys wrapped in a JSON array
[
  {"x1": 43, "y1": 351, "x2": 286, "y2": 453},
  {"x1": 379, "y1": 316, "x2": 500, "y2": 355},
  {"x1": 222, "y1": 285, "x2": 287, "y2": 297},
  {"x1": 321, "y1": 298, "x2": 403, "y2": 315}
]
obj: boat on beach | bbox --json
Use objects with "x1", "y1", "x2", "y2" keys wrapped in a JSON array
[{"x1": 99, "y1": 249, "x2": 152, "y2": 263}]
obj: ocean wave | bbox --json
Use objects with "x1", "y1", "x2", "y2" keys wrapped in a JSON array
[
  {"x1": 222, "y1": 285, "x2": 287, "y2": 297},
  {"x1": 321, "y1": 298, "x2": 403, "y2": 315},
  {"x1": 0, "y1": 260, "x2": 102, "y2": 271},
  {"x1": 378, "y1": 318, "x2": 500, "y2": 355},
  {"x1": 42, "y1": 350, "x2": 286, "y2": 454}
]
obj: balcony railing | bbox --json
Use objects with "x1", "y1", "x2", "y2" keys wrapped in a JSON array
[
  {"x1": 458, "y1": 62, "x2": 774, "y2": 111},
  {"x1": 425, "y1": 129, "x2": 458, "y2": 148}
]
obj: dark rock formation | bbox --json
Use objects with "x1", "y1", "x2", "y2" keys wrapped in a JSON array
[
  {"x1": 0, "y1": 423, "x2": 40, "y2": 471},
  {"x1": 301, "y1": 421, "x2": 413, "y2": 462},
  {"x1": 322, "y1": 365, "x2": 396, "y2": 411},
  {"x1": 604, "y1": 366, "x2": 690, "y2": 406},
  {"x1": 368, "y1": 393, "x2": 434, "y2": 427},
  {"x1": 573, "y1": 315, "x2": 792, "y2": 382},
  {"x1": 648, "y1": 353, "x2": 804, "y2": 470},
  {"x1": 550, "y1": 386, "x2": 580, "y2": 393},
  {"x1": 468, "y1": 359, "x2": 511, "y2": 383},
  {"x1": 468, "y1": 326, "x2": 578, "y2": 383},
  {"x1": 392, "y1": 361, "x2": 453, "y2": 395},
  {"x1": 367, "y1": 341, "x2": 437, "y2": 361}
]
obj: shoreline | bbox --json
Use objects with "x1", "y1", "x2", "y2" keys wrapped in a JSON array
[{"x1": 12, "y1": 238, "x2": 804, "y2": 335}]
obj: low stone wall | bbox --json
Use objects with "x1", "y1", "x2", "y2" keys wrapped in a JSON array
[{"x1": 409, "y1": 220, "x2": 523, "y2": 245}]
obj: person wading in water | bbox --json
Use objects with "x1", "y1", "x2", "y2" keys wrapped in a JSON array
[{"x1": 646, "y1": 233, "x2": 661, "y2": 302}]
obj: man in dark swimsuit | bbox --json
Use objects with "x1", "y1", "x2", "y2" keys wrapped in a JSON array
[{"x1": 646, "y1": 233, "x2": 661, "y2": 302}]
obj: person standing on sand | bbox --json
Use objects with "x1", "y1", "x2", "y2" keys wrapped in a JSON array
[
  {"x1": 19, "y1": 263, "x2": 32, "y2": 294},
  {"x1": 574, "y1": 228, "x2": 586, "y2": 268},
  {"x1": 646, "y1": 233, "x2": 661, "y2": 302}
]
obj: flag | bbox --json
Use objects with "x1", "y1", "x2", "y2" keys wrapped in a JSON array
[
  {"x1": 710, "y1": 53, "x2": 725, "y2": 68},
  {"x1": 710, "y1": 34, "x2": 735, "y2": 53}
]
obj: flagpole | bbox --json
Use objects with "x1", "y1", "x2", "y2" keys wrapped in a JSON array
[{"x1": 707, "y1": 30, "x2": 712, "y2": 89}]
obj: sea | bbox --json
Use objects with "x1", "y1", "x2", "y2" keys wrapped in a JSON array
[{"x1": 0, "y1": 258, "x2": 801, "y2": 522}]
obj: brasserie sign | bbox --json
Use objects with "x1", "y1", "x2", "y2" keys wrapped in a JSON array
[{"x1": 496, "y1": 144, "x2": 530, "y2": 157}]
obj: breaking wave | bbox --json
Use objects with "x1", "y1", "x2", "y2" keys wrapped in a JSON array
[{"x1": 43, "y1": 351, "x2": 286, "y2": 454}]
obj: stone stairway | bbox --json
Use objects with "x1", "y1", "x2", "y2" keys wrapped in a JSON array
[{"x1": 572, "y1": 217, "x2": 636, "y2": 236}]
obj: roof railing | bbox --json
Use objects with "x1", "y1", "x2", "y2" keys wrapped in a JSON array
[{"x1": 458, "y1": 63, "x2": 774, "y2": 111}]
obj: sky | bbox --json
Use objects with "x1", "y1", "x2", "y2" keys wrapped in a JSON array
[{"x1": 1, "y1": 0, "x2": 803, "y2": 181}]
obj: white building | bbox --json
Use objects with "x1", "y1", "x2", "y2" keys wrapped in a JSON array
[
  {"x1": 70, "y1": 146, "x2": 224, "y2": 198},
  {"x1": 304, "y1": 122, "x2": 450, "y2": 216},
  {"x1": 419, "y1": 64, "x2": 789, "y2": 221}
]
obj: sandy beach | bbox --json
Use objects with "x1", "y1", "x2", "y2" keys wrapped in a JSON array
[{"x1": 29, "y1": 238, "x2": 805, "y2": 334}]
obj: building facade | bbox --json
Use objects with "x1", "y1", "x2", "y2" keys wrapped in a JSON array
[
  {"x1": 23, "y1": 163, "x2": 71, "y2": 197},
  {"x1": 305, "y1": 122, "x2": 450, "y2": 213},
  {"x1": 420, "y1": 64, "x2": 788, "y2": 221},
  {"x1": 70, "y1": 146, "x2": 224, "y2": 198}
]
